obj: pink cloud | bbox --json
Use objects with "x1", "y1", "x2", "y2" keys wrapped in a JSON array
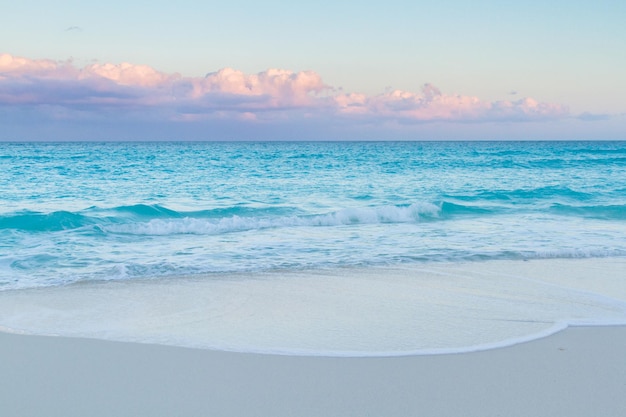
[
  {"x1": 334, "y1": 84, "x2": 568, "y2": 123},
  {"x1": 0, "y1": 56, "x2": 72, "y2": 87},
  {"x1": 0, "y1": 53, "x2": 569, "y2": 125},
  {"x1": 0, "y1": 54, "x2": 175, "y2": 87},
  {"x1": 81, "y1": 62, "x2": 178, "y2": 87},
  {"x1": 197, "y1": 68, "x2": 327, "y2": 101}
]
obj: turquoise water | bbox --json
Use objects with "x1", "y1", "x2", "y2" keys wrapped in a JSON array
[
  {"x1": 1, "y1": 141, "x2": 626, "y2": 354},
  {"x1": 2, "y1": 141, "x2": 625, "y2": 289}
]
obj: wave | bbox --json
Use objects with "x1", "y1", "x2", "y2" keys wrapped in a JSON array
[
  {"x1": 3, "y1": 197, "x2": 623, "y2": 235},
  {"x1": 0, "y1": 203, "x2": 429, "y2": 233},
  {"x1": 105, "y1": 204, "x2": 303, "y2": 220},
  {"x1": 111, "y1": 204, "x2": 183, "y2": 218},
  {"x1": 0, "y1": 204, "x2": 304, "y2": 232},
  {"x1": 438, "y1": 201, "x2": 493, "y2": 216},
  {"x1": 447, "y1": 186, "x2": 594, "y2": 203},
  {"x1": 550, "y1": 203, "x2": 626, "y2": 220},
  {"x1": 2, "y1": 202, "x2": 474, "y2": 234},
  {"x1": 0, "y1": 211, "x2": 94, "y2": 232},
  {"x1": 104, "y1": 203, "x2": 444, "y2": 236}
]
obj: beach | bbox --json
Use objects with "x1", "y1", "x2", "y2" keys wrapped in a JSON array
[
  {"x1": 2, "y1": 326, "x2": 625, "y2": 417},
  {"x1": 2, "y1": 142, "x2": 626, "y2": 416}
]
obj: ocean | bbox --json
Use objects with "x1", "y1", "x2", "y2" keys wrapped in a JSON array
[{"x1": 1, "y1": 141, "x2": 625, "y2": 355}]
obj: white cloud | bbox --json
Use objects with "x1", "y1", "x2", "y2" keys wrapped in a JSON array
[{"x1": 0, "y1": 53, "x2": 570, "y2": 134}]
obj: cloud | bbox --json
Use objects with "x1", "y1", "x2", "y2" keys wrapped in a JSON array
[
  {"x1": 333, "y1": 86, "x2": 567, "y2": 124},
  {"x1": 0, "y1": 54, "x2": 67, "y2": 76},
  {"x1": 0, "y1": 53, "x2": 570, "y2": 136}
]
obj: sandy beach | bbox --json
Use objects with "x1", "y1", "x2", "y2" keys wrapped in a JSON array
[{"x1": 1, "y1": 326, "x2": 625, "y2": 417}]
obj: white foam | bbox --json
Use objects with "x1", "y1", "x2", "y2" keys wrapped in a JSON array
[
  {"x1": 103, "y1": 203, "x2": 441, "y2": 236},
  {"x1": 0, "y1": 258, "x2": 625, "y2": 356}
]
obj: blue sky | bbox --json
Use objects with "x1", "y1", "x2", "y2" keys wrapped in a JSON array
[{"x1": 1, "y1": 0, "x2": 625, "y2": 140}]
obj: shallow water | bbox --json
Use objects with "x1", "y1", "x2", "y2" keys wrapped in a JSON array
[{"x1": 1, "y1": 259, "x2": 625, "y2": 355}]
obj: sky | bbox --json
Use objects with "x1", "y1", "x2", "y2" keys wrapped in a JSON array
[{"x1": 1, "y1": 0, "x2": 625, "y2": 141}]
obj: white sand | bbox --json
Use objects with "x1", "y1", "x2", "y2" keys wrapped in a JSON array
[{"x1": 1, "y1": 326, "x2": 625, "y2": 417}]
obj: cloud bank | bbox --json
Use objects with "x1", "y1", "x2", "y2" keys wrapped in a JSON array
[{"x1": 1, "y1": 53, "x2": 572, "y2": 139}]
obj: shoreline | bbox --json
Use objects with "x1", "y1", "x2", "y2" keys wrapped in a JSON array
[
  {"x1": 2, "y1": 258, "x2": 625, "y2": 356},
  {"x1": 2, "y1": 325, "x2": 625, "y2": 417}
]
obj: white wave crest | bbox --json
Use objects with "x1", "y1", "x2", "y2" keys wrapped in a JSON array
[{"x1": 104, "y1": 203, "x2": 441, "y2": 235}]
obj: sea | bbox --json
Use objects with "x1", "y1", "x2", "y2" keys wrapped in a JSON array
[{"x1": 1, "y1": 140, "x2": 625, "y2": 356}]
